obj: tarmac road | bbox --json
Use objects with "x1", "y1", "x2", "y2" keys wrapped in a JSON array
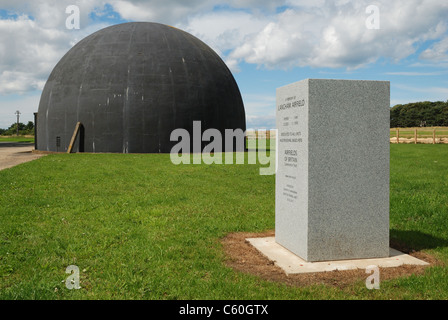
[{"x1": 0, "y1": 142, "x2": 45, "y2": 171}]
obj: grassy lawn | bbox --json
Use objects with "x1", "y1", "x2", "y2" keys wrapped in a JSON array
[
  {"x1": 0, "y1": 136, "x2": 35, "y2": 143},
  {"x1": 1, "y1": 145, "x2": 447, "y2": 300}
]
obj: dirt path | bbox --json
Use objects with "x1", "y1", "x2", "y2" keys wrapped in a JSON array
[{"x1": 0, "y1": 143, "x2": 45, "y2": 171}]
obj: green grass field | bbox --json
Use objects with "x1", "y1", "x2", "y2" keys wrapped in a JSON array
[
  {"x1": 1, "y1": 145, "x2": 447, "y2": 299},
  {"x1": 0, "y1": 136, "x2": 35, "y2": 143}
]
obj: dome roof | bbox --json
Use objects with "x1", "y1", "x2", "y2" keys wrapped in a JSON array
[{"x1": 36, "y1": 22, "x2": 246, "y2": 153}]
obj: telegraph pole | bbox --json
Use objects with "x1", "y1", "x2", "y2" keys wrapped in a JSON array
[{"x1": 15, "y1": 110, "x2": 21, "y2": 136}]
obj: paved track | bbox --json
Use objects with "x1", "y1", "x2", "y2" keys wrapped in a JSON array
[{"x1": 0, "y1": 142, "x2": 44, "y2": 171}]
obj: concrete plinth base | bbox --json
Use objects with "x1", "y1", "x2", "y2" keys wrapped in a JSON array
[{"x1": 247, "y1": 237, "x2": 429, "y2": 275}]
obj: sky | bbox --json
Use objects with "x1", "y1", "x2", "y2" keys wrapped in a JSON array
[{"x1": 0, "y1": 0, "x2": 447, "y2": 129}]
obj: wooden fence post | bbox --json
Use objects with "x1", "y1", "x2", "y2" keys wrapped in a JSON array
[
  {"x1": 396, "y1": 128, "x2": 399, "y2": 144},
  {"x1": 433, "y1": 128, "x2": 436, "y2": 144},
  {"x1": 414, "y1": 128, "x2": 417, "y2": 144}
]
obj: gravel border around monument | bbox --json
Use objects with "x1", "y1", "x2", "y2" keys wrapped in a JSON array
[
  {"x1": 222, "y1": 230, "x2": 438, "y2": 289},
  {"x1": 247, "y1": 236, "x2": 429, "y2": 275}
]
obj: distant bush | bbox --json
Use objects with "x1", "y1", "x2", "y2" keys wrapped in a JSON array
[
  {"x1": 390, "y1": 100, "x2": 448, "y2": 128},
  {"x1": 1, "y1": 121, "x2": 34, "y2": 136}
]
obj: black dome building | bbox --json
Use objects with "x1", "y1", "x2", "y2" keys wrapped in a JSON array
[{"x1": 36, "y1": 22, "x2": 246, "y2": 153}]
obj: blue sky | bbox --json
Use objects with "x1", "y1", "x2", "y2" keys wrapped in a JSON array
[{"x1": 0, "y1": 0, "x2": 447, "y2": 129}]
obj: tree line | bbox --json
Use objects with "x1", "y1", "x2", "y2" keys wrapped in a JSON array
[
  {"x1": 390, "y1": 100, "x2": 448, "y2": 128},
  {"x1": 1, "y1": 101, "x2": 447, "y2": 134},
  {"x1": 0, "y1": 122, "x2": 35, "y2": 136}
]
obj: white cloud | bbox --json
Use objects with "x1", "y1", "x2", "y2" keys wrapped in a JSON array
[
  {"x1": 0, "y1": 0, "x2": 224, "y2": 96},
  {"x1": 1, "y1": 0, "x2": 106, "y2": 28},
  {"x1": 0, "y1": 2, "x2": 112, "y2": 95},
  {"x1": 228, "y1": 0, "x2": 448, "y2": 70},
  {"x1": 1, "y1": 0, "x2": 447, "y2": 100},
  {"x1": 0, "y1": 71, "x2": 45, "y2": 95},
  {"x1": 420, "y1": 37, "x2": 448, "y2": 61},
  {"x1": 108, "y1": 0, "x2": 215, "y2": 24},
  {"x1": 385, "y1": 72, "x2": 444, "y2": 76},
  {"x1": 177, "y1": 9, "x2": 270, "y2": 71},
  {"x1": 109, "y1": 1, "x2": 154, "y2": 21},
  {"x1": 0, "y1": 15, "x2": 70, "y2": 94}
]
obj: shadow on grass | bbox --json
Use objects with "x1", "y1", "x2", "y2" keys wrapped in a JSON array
[
  {"x1": 390, "y1": 229, "x2": 448, "y2": 252},
  {"x1": 0, "y1": 142, "x2": 34, "y2": 148}
]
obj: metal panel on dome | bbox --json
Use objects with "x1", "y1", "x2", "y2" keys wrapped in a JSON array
[{"x1": 36, "y1": 22, "x2": 246, "y2": 153}]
